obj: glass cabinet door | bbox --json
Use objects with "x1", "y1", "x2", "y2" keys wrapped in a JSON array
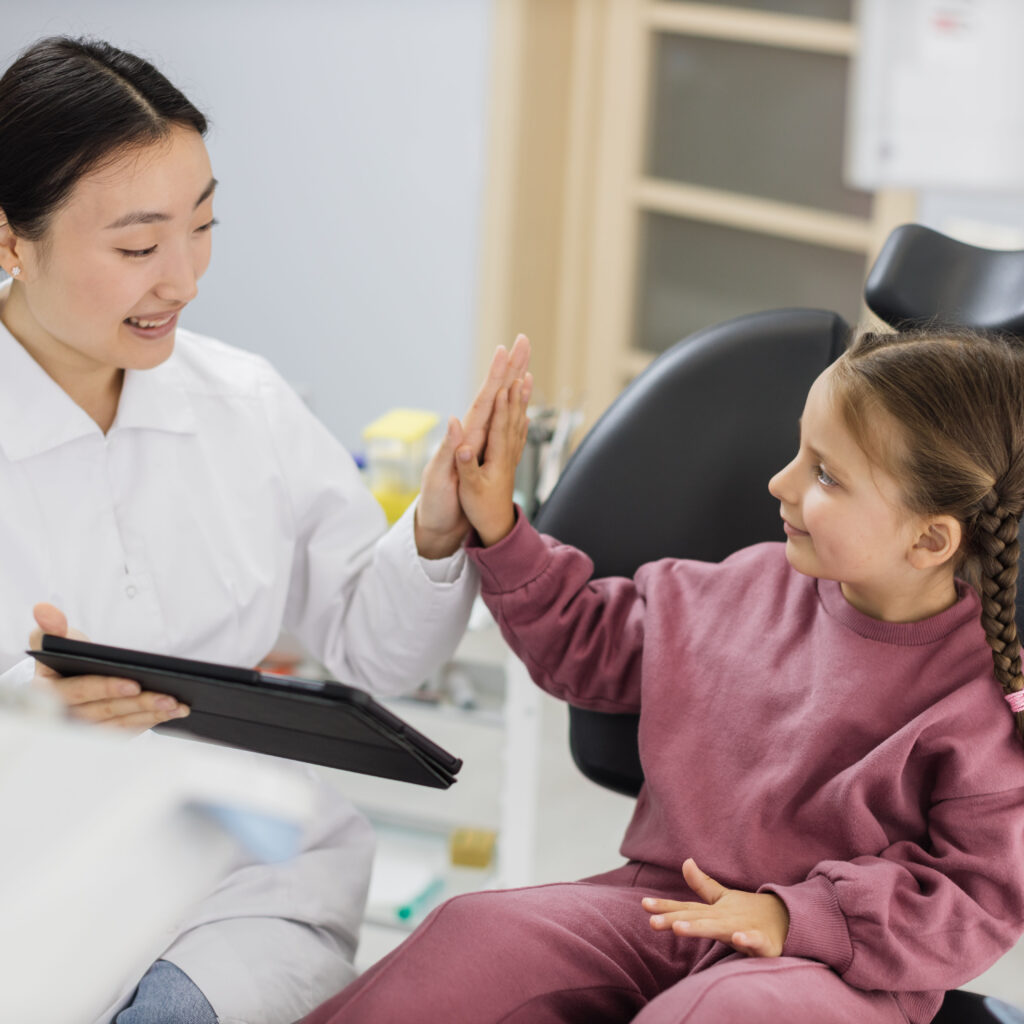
[
  {"x1": 647, "y1": 34, "x2": 870, "y2": 216},
  {"x1": 630, "y1": 2, "x2": 871, "y2": 360}
]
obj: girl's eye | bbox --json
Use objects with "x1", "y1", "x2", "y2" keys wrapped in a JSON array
[
  {"x1": 815, "y1": 464, "x2": 837, "y2": 487},
  {"x1": 195, "y1": 218, "x2": 218, "y2": 234},
  {"x1": 118, "y1": 245, "x2": 157, "y2": 259}
]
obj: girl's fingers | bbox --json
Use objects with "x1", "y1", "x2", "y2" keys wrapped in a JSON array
[
  {"x1": 682, "y1": 858, "x2": 727, "y2": 904},
  {"x1": 642, "y1": 897, "x2": 691, "y2": 914},
  {"x1": 504, "y1": 334, "x2": 530, "y2": 387},
  {"x1": 732, "y1": 930, "x2": 776, "y2": 957},
  {"x1": 521, "y1": 370, "x2": 534, "y2": 407},
  {"x1": 463, "y1": 346, "x2": 510, "y2": 447},
  {"x1": 454, "y1": 444, "x2": 480, "y2": 484},
  {"x1": 486, "y1": 387, "x2": 511, "y2": 465}
]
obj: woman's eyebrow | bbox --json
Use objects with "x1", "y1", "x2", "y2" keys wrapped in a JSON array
[{"x1": 103, "y1": 177, "x2": 218, "y2": 230}]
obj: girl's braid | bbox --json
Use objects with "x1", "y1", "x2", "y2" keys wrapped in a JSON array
[{"x1": 973, "y1": 490, "x2": 1024, "y2": 737}]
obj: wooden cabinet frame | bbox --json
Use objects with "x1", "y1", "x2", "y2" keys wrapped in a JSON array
[{"x1": 477, "y1": 0, "x2": 916, "y2": 428}]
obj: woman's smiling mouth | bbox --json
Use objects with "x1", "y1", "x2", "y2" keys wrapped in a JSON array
[{"x1": 123, "y1": 309, "x2": 180, "y2": 339}]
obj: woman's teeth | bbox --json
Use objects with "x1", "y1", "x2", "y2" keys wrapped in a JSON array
[{"x1": 126, "y1": 314, "x2": 174, "y2": 328}]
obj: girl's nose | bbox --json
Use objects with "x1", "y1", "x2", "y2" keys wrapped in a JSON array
[{"x1": 768, "y1": 456, "x2": 799, "y2": 503}]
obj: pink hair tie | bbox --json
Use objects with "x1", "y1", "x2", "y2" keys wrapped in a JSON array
[{"x1": 1007, "y1": 691, "x2": 1024, "y2": 714}]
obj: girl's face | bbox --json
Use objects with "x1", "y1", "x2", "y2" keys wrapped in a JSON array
[
  {"x1": 768, "y1": 368, "x2": 949, "y2": 621},
  {"x1": 4, "y1": 125, "x2": 215, "y2": 380}
]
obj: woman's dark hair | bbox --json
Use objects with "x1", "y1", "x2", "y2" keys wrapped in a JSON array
[
  {"x1": 832, "y1": 327, "x2": 1024, "y2": 741},
  {"x1": 0, "y1": 36, "x2": 208, "y2": 240}
]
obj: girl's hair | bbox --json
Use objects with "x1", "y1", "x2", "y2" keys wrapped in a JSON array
[
  {"x1": 0, "y1": 36, "x2": 208, "y2": 241},
  {"x1": 833, "y1": 327, "x2": 1024, "y2": 740}
]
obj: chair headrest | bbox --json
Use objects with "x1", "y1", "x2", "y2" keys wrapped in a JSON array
[{"x1": 866, "y1": 224, "x2": 1024, "y2": 338}]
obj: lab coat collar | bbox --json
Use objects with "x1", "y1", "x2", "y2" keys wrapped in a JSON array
[{"x1": 0, "y1": 284, "x2": 197, "y2": 460}]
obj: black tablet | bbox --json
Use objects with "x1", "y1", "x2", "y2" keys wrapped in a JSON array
[{"x1": 29, "y1": 635, "x2": 462, "y2": 789}]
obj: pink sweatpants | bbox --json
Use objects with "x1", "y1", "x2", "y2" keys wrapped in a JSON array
[{"x1": 301, "y1": 863, "x2": 911, "y2": 1024}]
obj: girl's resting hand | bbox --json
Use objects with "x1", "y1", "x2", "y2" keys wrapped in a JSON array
[
  {"x1": 454, "y1": 376, "x2": 530, "y2": 546},
  {"x1": 642, "y1": 858, "x2": 790, "y2": 958},
  {"x1": 414, "y1": 334, "x2": 532, "y2": 558},
  {"x1": 29, "y1": 602, "x2": 189, "y2": 734}
]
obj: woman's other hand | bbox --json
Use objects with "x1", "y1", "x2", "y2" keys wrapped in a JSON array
[
  {"x1": 29, "y1": 602, "x2": 189, "y2": 733},
  {"x1": 414, "y1": 334, "x2": 532, "y2": 558},
  {"x1": 642, "y1": 858, "x2": 790, "y2": 958}
]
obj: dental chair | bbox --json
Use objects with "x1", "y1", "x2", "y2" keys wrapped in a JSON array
[{"x1": 531, "y1": 225, "x2": 1024, "y2": 1024}]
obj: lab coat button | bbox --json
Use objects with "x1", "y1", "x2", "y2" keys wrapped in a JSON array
[{"x1": 125, "y1": 585, "x2": 138, "y2": 598}]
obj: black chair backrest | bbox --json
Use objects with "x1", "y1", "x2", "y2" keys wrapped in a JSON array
[
  {"x1": 865, "y1": 223, "x2": 1024, "y2": 336},
  {"x1": 532, "y1": 308, "x2": 849, "y2": 796},
  {"x1": 538, "y1": 225, "x2": 1024, "y2": 800}
]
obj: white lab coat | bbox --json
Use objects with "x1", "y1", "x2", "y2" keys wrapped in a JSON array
[{"x1": 0, "y1": 282, "x2": 477, "y2": 1023}]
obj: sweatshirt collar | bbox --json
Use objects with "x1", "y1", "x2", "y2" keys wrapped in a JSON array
[
  {"x1": 817, "y1": 576, "x2": 980, "y2": 645},
  {"x1": 0, "y1": 280, "x2": 196, "y2": 460}
]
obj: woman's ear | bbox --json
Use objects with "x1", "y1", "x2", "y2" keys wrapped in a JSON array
[
  {"x1": 0, "y1": 210, "x2": 22, "y2": 275},
  {"x1": 909, "y1": 515, "x2": 962, "y2": 569}
]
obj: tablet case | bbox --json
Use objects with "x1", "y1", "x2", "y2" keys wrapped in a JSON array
[{"x1": 29, "y1": 635, "x2": 462, "y2": 789}]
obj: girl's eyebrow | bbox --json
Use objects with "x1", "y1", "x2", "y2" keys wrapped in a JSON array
[
  {"x1": 103, "y1": 177, "x2": 218, "y2": 230},
  {"x1": 808, "y1": 444, "x2": 847, "y2": 479}
]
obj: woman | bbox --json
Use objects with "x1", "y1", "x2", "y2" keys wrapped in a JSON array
[{"x1": 0, "y1": 35, "x2": 529, "y2": 1024}]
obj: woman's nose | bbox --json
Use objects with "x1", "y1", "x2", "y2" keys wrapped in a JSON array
[{"x1": 155, "y1": 247, "x2": 200, "y2": 304}]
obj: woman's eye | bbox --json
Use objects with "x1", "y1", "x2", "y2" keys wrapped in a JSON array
[
  {"x1": 815, "y1": 464, "x2": 837, "y2": 487},
  {"x1": 195, "y1": 218, "x2": 218, "y2": 234},
  {"x1": 118, "y1": 245, "x2": 157, "y2": 259}
]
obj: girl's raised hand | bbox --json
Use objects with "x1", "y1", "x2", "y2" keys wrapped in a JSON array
[
  {"x1": 414, "y1": 335, "x2": 532, "y2": 558},
  {"x1": 454, "y1": 376, "x2": 531, "y2": 547},
  {"x1": 642, "y1": 858, "x2": 790, "y2": 958}
]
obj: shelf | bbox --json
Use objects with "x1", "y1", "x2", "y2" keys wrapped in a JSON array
[{"x1": 363, "y1": 818, "x2": 498, "y2": 934}]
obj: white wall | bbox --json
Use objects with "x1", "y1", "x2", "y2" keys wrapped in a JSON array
[{"x1": 1, "y1": 0, "x2": 493, "y2": 450}]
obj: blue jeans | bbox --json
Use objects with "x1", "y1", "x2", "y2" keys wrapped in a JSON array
[{"x1": 115, "y1": 960, "x2": 217, "y2": 1024}]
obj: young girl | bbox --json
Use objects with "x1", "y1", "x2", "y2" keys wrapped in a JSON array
[
  {"x1": 0, "y1": 35, "x2": 529, "y2": 1024},
  {"x1": 302, "y1": 327, "x2": 1024, "y2": 1024}
]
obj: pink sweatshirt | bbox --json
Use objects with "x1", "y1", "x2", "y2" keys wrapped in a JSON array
[{"x1": 469, "y1": 516, "x2": 1024, "y2": 1023}]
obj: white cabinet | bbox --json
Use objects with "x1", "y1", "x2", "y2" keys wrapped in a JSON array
[{"x1": 312, "y1": 607, "x2": 543, "y2": 968}]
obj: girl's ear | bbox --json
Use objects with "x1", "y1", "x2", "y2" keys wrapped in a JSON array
[{"x1": 909, "y1": 515, "x2": 962, "y2": 569}]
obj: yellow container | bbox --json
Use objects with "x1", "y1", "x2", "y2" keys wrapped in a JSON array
[{"x1": 362, "y1": 408, "x2": 440, "y2": 524}]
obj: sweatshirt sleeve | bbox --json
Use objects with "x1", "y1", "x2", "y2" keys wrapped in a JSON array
[
  {"x1": 761, "y1": 782, "x2": 1024, "y2": 994},
  {"x1": 468, "y1": 512, "x2": 646, "y2": 712}
]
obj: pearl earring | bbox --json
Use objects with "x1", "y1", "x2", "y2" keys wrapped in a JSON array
[{"x1": 9, "y1": 266, "x2": 20, "y2": 277}]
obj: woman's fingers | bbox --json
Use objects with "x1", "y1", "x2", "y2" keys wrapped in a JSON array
[
  {"x1": 32, "y1": 601, "x2": 68, "y2": 639},
  {"x1": 43, "y1": 672, "x2": 141, "y2": 706},
  {"x1": 39, "y1": 671, "x2": 189, "y2": 730},
  {"x1": 67, "y1": 690, "x2": 189, "y2": 726}
]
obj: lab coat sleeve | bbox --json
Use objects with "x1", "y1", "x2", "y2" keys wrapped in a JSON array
[
  {"x1": 259, "y1": 362, "x2": 477, "y2": 696},
  {"x1": 0, "y1": 655, "x2": 34, "y2": 688}
]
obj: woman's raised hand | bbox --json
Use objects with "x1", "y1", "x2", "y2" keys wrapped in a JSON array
[
  {"x1": 453, "y1": 375, "x2": 530, "y2": 547},
  {"x1": 414, "y1": 334, "x2": 532, "y2": 558},
  {"x1": 29, "y1": 602, "x2": 189, "y2": 733},
  {"x1": 642, "y1": 858, "x2": 790, "y2": 958}
]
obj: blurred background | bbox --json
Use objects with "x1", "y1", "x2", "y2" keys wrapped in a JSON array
[{"x1": 5, "y1": 0, "x2": 1024, "y2": 451}]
